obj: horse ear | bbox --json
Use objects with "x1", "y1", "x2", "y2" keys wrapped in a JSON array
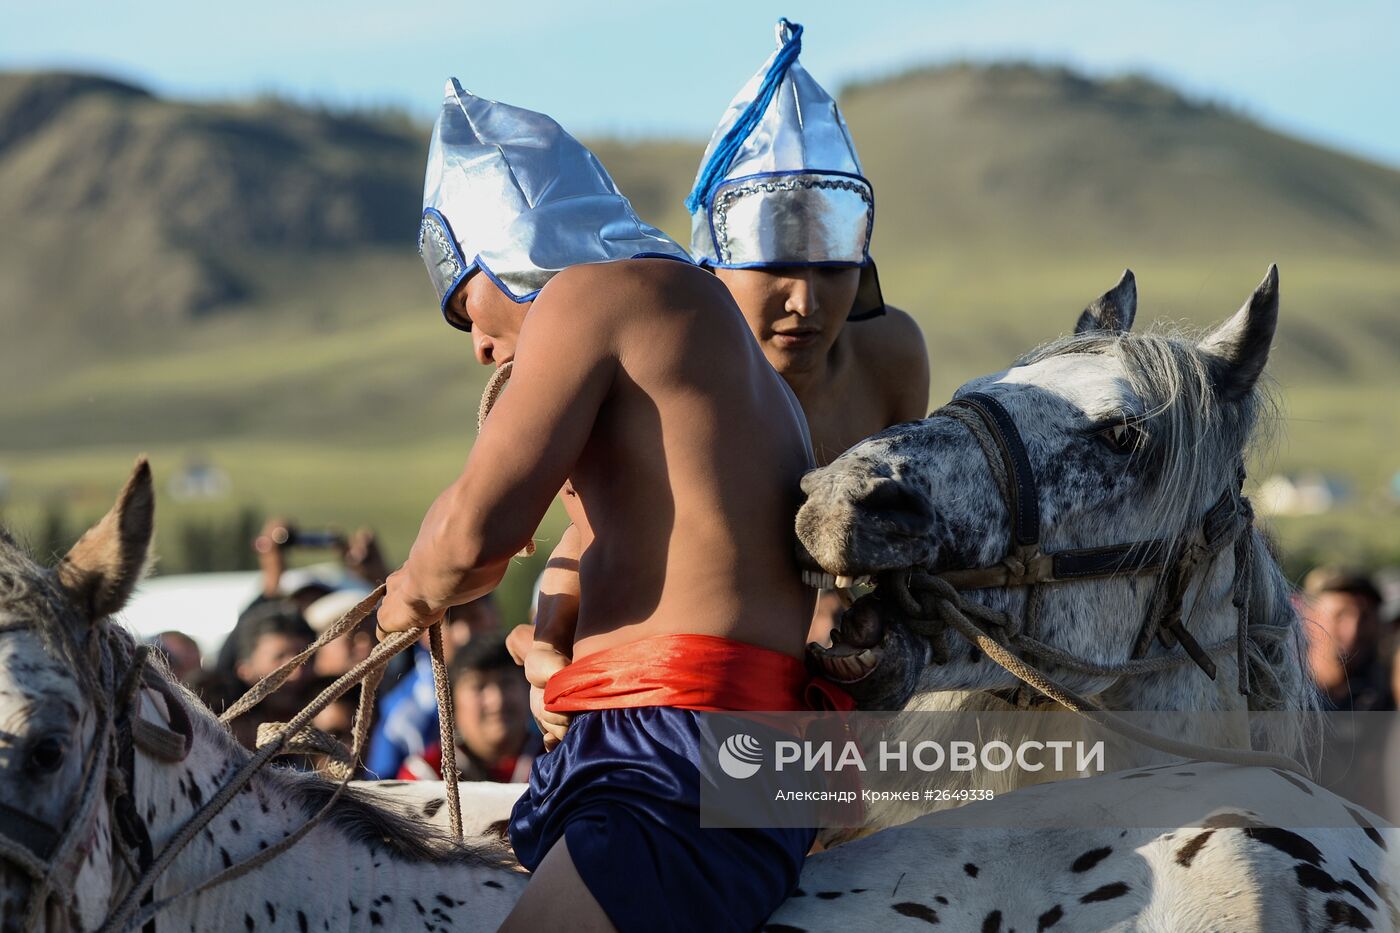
[
  {"x1": 1075, "y1": 269, "x2": 1136, "y2": 335},
  {"x1": 57, "y1": 458, "x2": 155, "y2": 621},
  {"x1": 1199, "y1": 265, "x2": 1279, "y2": 402}
]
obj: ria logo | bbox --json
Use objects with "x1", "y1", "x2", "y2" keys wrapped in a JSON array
[{"x1": 718, "y1": 733, "x2": 764, "y2": 779}]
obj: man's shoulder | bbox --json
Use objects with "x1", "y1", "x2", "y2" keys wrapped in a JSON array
[
  {"x1": 543, "y1": 258, "x2": 723, "y2": 312},
  {"x1": 847, "y1": 305, "x2": 927, "y2": 366},
  {"x1": 530, "y1": 259, "x2": 735, "y2": 352},
  {"x1": 843, "y1": 304, "x2": 931, "y2": 419}
]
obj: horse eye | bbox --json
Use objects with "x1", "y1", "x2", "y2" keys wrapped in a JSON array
[
  {"x1": 1097, "y1": 421, "x2": 1146, "y2": 454},
  {"x1": 27, "y1": 736, "x2": 66, "y2": 774}
]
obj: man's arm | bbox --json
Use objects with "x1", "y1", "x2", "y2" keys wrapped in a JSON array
[
  {"x1": 378, "y1": 275, "x2": 619, "y2": 633},
  {"x1": 505, "y1": 516, "x2": 586, "y2": 658},
  {"x1": 253, "y1": 517, "x2": 291, "y2": 598},
  {"x1": 508, "y1": 523, "x2": 583, "y2": 750}
]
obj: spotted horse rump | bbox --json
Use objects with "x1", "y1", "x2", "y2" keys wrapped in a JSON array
[{"x1": 773, "y1": 761, "x2": 1396, "y2": 932}]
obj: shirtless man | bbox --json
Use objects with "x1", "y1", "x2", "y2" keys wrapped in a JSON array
[
  {"x1": 688, "y1": 20, "x2": 930, "y2": 635},
  {"x1": 376, "y1": 81, "x2": 846, "y2": 933}
]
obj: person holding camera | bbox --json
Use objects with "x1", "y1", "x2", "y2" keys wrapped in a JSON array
[{"x1": 211, "y1": 517, "x2": 390, "y2": 680}]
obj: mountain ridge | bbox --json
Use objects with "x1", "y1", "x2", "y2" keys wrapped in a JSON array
[{"x1": 3, "y1": 63, "x2": 1398, "y2": 342}]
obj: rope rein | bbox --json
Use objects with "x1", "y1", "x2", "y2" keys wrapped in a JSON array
[
  {"x1": 100, "y1": 585, "x2": 464, "y2": 932},
  {"x1": 477, "y1": 360, "x2": 514, "y2": 433},
  {"x1": 477, "y1": 361, "x2": 537, "y2": 559},
  {"x1": 883, "y1": 571, "x2": 1304, "y2": 773},
  {"x1": 875, "y1": 395, "x2": 1304, "y2": 775}
]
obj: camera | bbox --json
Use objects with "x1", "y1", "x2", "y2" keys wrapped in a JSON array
[{"x1": 269, "y1": 527, "x2": 342, "y2": 549}]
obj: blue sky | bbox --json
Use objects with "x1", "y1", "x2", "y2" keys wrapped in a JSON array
[{"x1": 4, "y1": 0, "x2": 1397, "y2": 166}]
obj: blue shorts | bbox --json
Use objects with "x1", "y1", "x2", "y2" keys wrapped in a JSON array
[{"x1": 508, "y1": 707, "x2": 815, "y2": 932}]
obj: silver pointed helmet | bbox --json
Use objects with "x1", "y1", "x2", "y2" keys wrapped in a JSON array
[
  {"x1": 687, "y1": 19, "x2": 878, "y2": 311},
  {"x1": 419, "y1": 80, "x2": 691, "y2": 330}
]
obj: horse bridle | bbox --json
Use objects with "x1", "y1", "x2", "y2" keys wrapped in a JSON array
[
  {"x1": 922, "y1": 390, "x2": 1254, "y2": 695},
  {"x1": 0, "y1": 623, "x2": 191, "y2": 933}
]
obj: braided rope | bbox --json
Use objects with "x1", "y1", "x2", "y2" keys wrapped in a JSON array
[
  {"x1": 130, "y1": 718, "x2": 189, "y2": 764},
  {"x1": 942, "y1": 404, "x2": 1011, "y2": 500},
  {"x1": 428, "y1": 622, "x2": 464, "y2": 838},
  {"x1": 886, "y1": 572, "x2": 1305, "y2": 774},
  {"x1": 216, "y1": 587, "x2": 383, "y2": 725},
  {"x1": 476, "y1": 361, "x2": 537, "y2": 558},
  {"x1": 903, "y1": 570, "x2": 1234, "y2": 678},
  {"x1": 477, "y1": 360, "x2": 514, "y2": 433},
  {"x1": 253, "y1": 722, "x2": 355, "y2": 781}
]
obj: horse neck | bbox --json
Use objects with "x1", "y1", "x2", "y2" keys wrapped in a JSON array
[
  {"x1": 861, "y1": 537, "x2": 1306, "y2": 835},
  {"x1": 128, "y1": 691, "x2": 524, "y2": 931},
  {"x1": 1096, "y1": 550, "x2": 1246, "y2": 714},
  {"x1": 931, "y1": 550, "x2": 1252, "y2": 759},
  {"x1": 868, "y1": 559, "x2": 1251, "y2": 834}
]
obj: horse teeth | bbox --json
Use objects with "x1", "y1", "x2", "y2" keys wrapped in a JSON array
[
  {"x1": 811, "y1": 643, "x2": 879, "y2": 683},
  {"x1": 823, "y1": 573, "x2": 837, "y2": 589},
  {"x1": 801, "y1": 570, "x2": 824, "y2": 589},
  {"x1": 835, "y1": 575, "x2": 855, "y2": 589}
]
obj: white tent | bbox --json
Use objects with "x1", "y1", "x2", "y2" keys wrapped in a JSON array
[
  {"x1": 115, "y1": 572, "x2": 262, "y2": 660},
  {"x1": 116, "y1": 563, "x2": 355, "y2": 661}
]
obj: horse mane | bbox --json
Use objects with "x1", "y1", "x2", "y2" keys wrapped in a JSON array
[
  {"x1": 1239, "y1": 528, "x2": 1321, "y2": 758},
  {"x1": 0, "y1": 534, "x2": 93, "y2": 677},
  {"x1": 1020, "y1": 324, "x2": 1267, "y2": 541},
  {"x1": 1020, "y1": 325, "x2": 1319, "y2": 753}
]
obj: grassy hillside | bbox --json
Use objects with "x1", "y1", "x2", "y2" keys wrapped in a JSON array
[{"x1": 1, "y1": 64, "x2": 1396, "y2": 610}]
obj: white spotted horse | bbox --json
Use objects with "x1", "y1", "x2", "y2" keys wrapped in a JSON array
[
  {"x1": 0, "y1": 463, "x2": 525, "y2": 932},
  {"x1": 786, "y1": 266, "x2": 1396, "y2": 928}
]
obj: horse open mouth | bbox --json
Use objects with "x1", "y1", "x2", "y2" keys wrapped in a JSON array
[{"x1": 802, "y1": 571, "x2": 892, "y2": 684}]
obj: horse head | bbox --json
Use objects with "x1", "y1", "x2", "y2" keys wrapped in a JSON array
[
  {"x1": 798, "y1": 268, "x2": 1309, "y2": 733},
  {"x1": 0, "y1": 461, "x2": 154, "y2": 931}
]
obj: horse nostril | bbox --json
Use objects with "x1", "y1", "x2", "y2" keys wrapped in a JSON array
[{"x1": 858, "y1": 479, "x2": 934, "y2": 529}]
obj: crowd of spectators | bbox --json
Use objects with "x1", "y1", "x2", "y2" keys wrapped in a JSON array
[{"x1": 140, "y1": 518, "x2": 540, "y2": 784}]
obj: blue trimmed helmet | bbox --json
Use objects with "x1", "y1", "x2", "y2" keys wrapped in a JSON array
[
  {"x1": 419, "y1": 80, "x2": 691, "y2": 330},
  {"x1": 688, "y1": 22, "x2": 883, "y2": 308}
]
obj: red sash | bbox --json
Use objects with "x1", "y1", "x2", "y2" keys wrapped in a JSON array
[{"x1": 543, "y1": 633, "x2": 854, "y2": 713}]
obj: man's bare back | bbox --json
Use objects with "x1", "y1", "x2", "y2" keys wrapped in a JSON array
[
  {"x1": 377, "y1": 257, "x2": 814, "y2": 662},
  {"x1": 546, "y1": 259, "x2": 816, "y2": 658}
]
